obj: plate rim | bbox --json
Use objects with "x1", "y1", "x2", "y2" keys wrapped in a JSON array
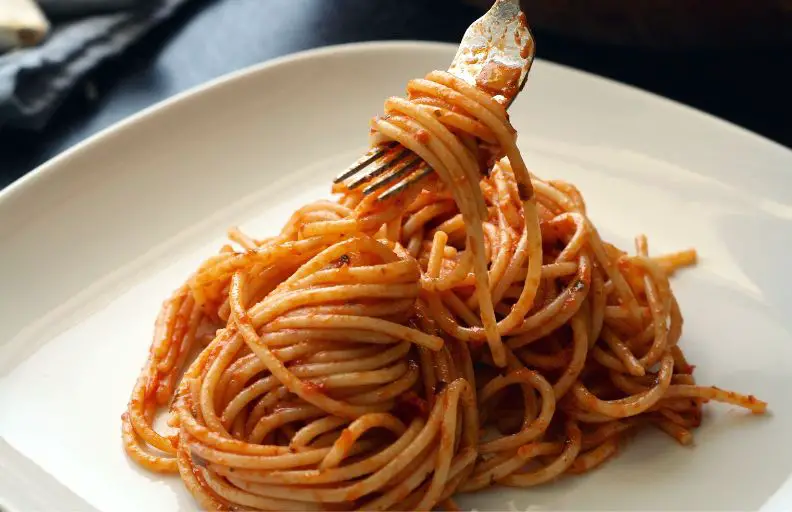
[{"x1": 2, "y1": 40, "x2": 791, "y2": 210}]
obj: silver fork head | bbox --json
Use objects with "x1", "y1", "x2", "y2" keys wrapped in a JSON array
[
  {"x1": 334, "y1": 0, "x2": 535, "y2": 200},
  {"x1": 449, "y1": 0, "x2": 535, "y2": 108}
]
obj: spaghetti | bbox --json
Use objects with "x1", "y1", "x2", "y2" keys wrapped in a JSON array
[{"x1": 122, "y1": 70, "x2": 766, "y2": 511}]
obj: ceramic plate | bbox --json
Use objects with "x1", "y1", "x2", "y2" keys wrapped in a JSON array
[{"x1": 1, "y1": 42, "x2": 791, "y2": 511}]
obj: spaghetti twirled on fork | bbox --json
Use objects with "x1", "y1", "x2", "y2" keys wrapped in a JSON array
[{"x1": 122, "y1": 70, "x2": 766, "y2": 511}]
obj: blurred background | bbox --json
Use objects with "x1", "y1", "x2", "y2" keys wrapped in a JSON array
[{"x1": 0, "y1": 0, "x2": 790, "y2": 188}]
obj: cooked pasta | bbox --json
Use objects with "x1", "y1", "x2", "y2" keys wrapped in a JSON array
[{"x1": 122, "y1": 70, "x2": 766, "y2": 511}]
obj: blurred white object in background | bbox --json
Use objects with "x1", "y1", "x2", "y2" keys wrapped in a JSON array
[{"x1": 0, "y1": 0, "x2": 49, "y2": 52}]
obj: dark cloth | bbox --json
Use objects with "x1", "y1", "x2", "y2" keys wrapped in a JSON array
[
  {"x1": 0, "y1": 0, "x2": 192, "y2": 130},
  {"x1": 37, "y1": 0, "x2": 158, "y2": 19}
]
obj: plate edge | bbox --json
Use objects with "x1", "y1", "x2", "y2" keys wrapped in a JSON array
[{"x1": 2, "y1": 40, "x2": 791, "y2": 210}]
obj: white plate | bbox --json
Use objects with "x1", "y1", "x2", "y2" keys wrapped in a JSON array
[{"x1": 1, "y1": 41, "x2": 792, "y2": 512}]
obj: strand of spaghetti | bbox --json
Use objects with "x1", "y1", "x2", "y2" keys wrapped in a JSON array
[
  {"x1": 403, "y1": 201, "x2": 458, "y2": 239},
  {"x1": 246, "y1": 284, "x2": 420, "y2": 329},
  {"x1": 663, "y1": 385, "x2": 766, "y2": 413},
  {"x1": 482, "y1": 200, "x2": 518, "y2": 299},
  {"x1": 478, "y1": 369, "x2": 555, "y2": 453},
  {"x1": 492, "y1": 163, "x2": 522, "y2": 227},
  {"x1": 531, "y1": 178, "x2": 579, "y2": 213},
  {"x1": 150, "y1": 286, "x2": 187, "y2": 359},
  {"x1": 487, "y1": 199, "x2": 545, "y2": 335},
  {"x1": 320, "y1": 413, "x2": 406, "y2": 469},
  {"x1": 508, "y1": 252, "x2": 592, "y2": 345},
  {"x1": 189, "y1": 441, "x2": 335, "y2": 470},
  {"x1": 586, "y1": 224, "x2": 642, "y2": 321},
  {"x1": 552, "y1": 311, "x2": 590, "y2": 399},
  {"x1": 632, "y1": 254, "x2": 672, "y2": 368},
  {"x1": 572, "y1": 353, "x2": 674, "y2": 418},
  {"x1": 191, "y1": 234, "x2": 342, "y2": 287},
  {"x1": 658, "y1": 407, "x2": 699, "y2": 428},
  {"x1": 297, "y1": 299, "x2": 411, "y2": 320},
  {"x1": 653, "y1": 417, "x2": 694, "y2": 445},
  {"x1": 516, "y1": 346, "x2": 570, "y2": 370},
  {"x1": 176, "y1": 432, "x2": 231, "y2": 509},
  {"x1": 363, "y1": 447, "x2": 440, "y2": 510},
  {"x1": 262, "y1": 315, "x2": 443, "y2": 350},
  {"x1": 415, "y1": 385, "x2": 461, "y2": 509},
  {"x1": 303, "y1": 361, "x2": 411, "y2": 390},
  {"x1": 499, "y1": 421, "x2": 583, "y2": 487},
  {"x1": 255, "y1": 328, "x2": 399, "y2": 347},
  {"x1": 463, "y1": 222, "x2": 511, "y2": 310},
  {"x1": 290, "y1": 260, "x2": 420, "y2": 289},
  {"x1": 248, "y1": 405, "x2": 324, "y2": 444},
  {"x1": 211, "y1": 420, "x2": 425, "y2": 486},
  {"x1": 609, "y1": 370, "x2": 653, "y2": 395},
  {"x1": 376, "y1": 447, "x2": 479, "y2": 511},
  {"x1": 410, "y1": 100, "x2": 498, "y2": 143},
  {"x1": 156, "y1": 301, "x2": 202, "y2": 402},
  {"x1": 425, "y1": 230, "x2": 448, "y2": 286},
  {"x1": 460, "y1": 443, "x2": 562, "y2": 493},
  {"x1": 288, "y1": 342, "x2": 412, "y2": 377},
  {"x1": 668, "y1": 295, "x2": 684, "y2": 347},
  {"x1": 155, "y1": 293, "x2": 194, "y2": 374},
  {"x1": 120, "y1": 413, "x2": 177, "y2": 472},
  {"x1": 290, "y1": 416, "x2": 348, "y2": 449},
  {"x1": 200, "y1": 467, "x2": 322, "y2": 511},
  {"x1": 275, "y1": 236, "x2": 401, "y2": 292},
  {"x1": 434, "y1": 249, "x2": 474, "y2": 291},
  {"x1": 301, "y1": 344, "x2": 383, "y2": 363},
  {"x1": 220, "y1": 376, "x2": 282, "y2": 428},
  {"x1": 345, "y1": 364, "x2": 421, "y2": 405},
  {"x1": 442, "y1": 290, "x2": 482, "y2": 326},
  {"x1": 588, "y1": 266, "x2": 607, "y2": 343},
  {"x1": 199, "y1": 330, "x2": 244, "y2": 437},
  {"x1": 582, "y1": 418, "x2": 643, "y2": 450},
  {"x1": 591, "y1": 347, "x2": 637, "y2": 377},
  {"x1": 552, "y1": 213, "x2": 590, "y2": 262},
  {"x1": 567, "y1": 436, "x2": 619, "y2": 474},
  {"x1": 602, "y1": 327, "x2": 645, "y2": 377},
  {"x1": 177, "y1": 407, "x2": 290, "y2": 455},
  {"x1": 126, "y1": 364, "x2": 176, "y2": 454}
]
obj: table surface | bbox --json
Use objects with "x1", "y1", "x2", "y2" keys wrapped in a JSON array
[{"x1": 1, "y1": 0, "x2": 790, "y2": 189}]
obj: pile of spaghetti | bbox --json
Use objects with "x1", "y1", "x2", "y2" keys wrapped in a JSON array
[{"x1": 122, "y1": 70, "x2": 766, "y2": 511}]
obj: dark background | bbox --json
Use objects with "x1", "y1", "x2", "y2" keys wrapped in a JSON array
[{"x1": 1, "y1": 0, "x2": 790, "y2": 189}]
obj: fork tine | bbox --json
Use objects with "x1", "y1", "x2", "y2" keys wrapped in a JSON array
[
  {"x1": 362, "y1": 155, "x2": 423, "y2": 195},
  {"x1": 346, "y1": 148, "x2": 411, "y2": 190},
  {"x1": 333, "y1": 142, "x2": 396, "y2": 184},
  {"x1": 377, "y1": 163, "x2": 433, "y2": 201}
]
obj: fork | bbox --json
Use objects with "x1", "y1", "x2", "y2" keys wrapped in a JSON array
[{"x1": 333, "y1": 0, "x2": 535, "y2": 201}]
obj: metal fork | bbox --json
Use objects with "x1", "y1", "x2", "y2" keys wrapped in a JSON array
[{"x1": 333, "y1": 0, "x2": 535, "y2": 201}]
